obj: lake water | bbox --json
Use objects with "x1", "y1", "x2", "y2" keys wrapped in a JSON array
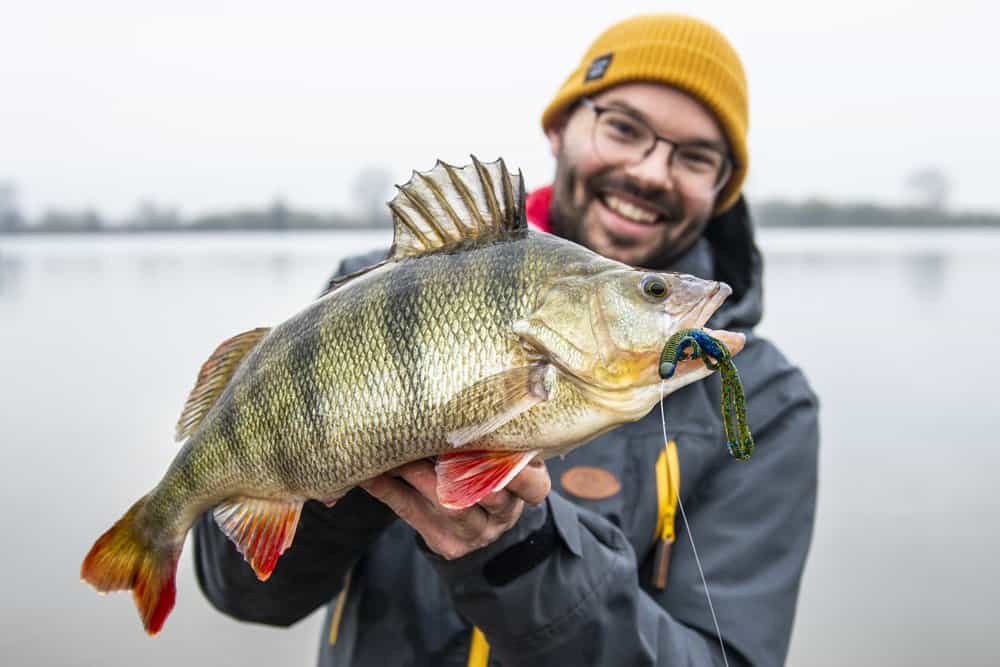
[{"x1": 1, "y1": 229, "x2": 997, "y2": 666}]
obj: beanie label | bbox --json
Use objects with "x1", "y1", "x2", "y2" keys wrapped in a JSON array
[{"x1": 584, "y1": 53, "x2": 613, "y2": 82}]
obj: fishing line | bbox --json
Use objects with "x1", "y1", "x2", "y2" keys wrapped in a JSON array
[{"x1": 659, "y1": 381, "x2": 730, "y2": 667}]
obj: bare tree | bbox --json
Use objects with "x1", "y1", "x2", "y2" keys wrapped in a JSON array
[
  {"x1": 351, "y1": 166, "x2": 394, "y2": 225},
  {"x1": 0, "y1": 181, "x2": 23, "y2": 232},
  {"x1": 905, "y1": 167, "x2": 951, "y2": 210},
  {"x1": 130, "y1": 199, "x2": 181, "y2": 229}
]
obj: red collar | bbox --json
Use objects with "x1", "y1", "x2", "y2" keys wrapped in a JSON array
[{"x1": 525, "y1": 185, "x2": 553, "y2": 233}]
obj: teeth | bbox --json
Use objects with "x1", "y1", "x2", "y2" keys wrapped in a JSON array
[{"x1": 604, "y1": 195, "x2": 658, "y2": 224}]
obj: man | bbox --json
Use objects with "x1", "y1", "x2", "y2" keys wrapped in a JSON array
[{"x1": 194, "y1": 14, "x2": 819, "y2": 666}]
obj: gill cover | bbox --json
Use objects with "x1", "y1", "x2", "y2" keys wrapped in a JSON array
[
  {"x1": 513, "y1": 270, "x2": 672, "y2": 386},
  {"x1": 512, "y1": 276, "x2": 603, "y2": 378},
  {"x1": 514, "y1": 269, "x2": 731, "y2": 389}
]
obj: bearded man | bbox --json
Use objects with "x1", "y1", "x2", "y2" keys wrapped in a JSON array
[{"x1": 194, "y1": 14, "x2": 819, "y2": 666}]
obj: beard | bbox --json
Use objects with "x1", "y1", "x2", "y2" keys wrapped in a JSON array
[{"x1": 548, "y1": 158, "x2": 708, "y2": 269}]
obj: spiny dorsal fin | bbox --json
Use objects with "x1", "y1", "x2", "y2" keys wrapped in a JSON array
[
  {"x1": 175, "y1": 327, "x2": 271, "y2": 442},
  {"x1": 213, "y1": 496, "x2": 304, "y2": 581},
  {"x1": 387, "y1": 156, "x2": 525, "y2": 259}
]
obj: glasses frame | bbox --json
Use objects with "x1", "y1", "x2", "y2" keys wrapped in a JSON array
[{"x1": 580, "y1": 97, "x2": 734, "y2": 195}]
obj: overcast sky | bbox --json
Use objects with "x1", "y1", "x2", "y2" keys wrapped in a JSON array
[{"x1": 1, "y1": 0, "x2": 997, "y2": 219}]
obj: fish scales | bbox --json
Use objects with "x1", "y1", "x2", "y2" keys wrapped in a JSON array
[
  {"x1": 81, "y1": 158, "x2": 746, "y2": 635},
  {"x1": 155, "y1": 235, "x2": 567, "y2": 517}
]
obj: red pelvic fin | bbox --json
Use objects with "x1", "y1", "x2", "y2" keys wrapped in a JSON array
[
  {"x1": 80, "y1": 496, "x2": 180, "y2": 636},
  {"x1": 213, "y1": 497, "x2": 304, "y2": 581},
  {"x1": 435, "y1": 449, "x2": 540, "y2": 510}
]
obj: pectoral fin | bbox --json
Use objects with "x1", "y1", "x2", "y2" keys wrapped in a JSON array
[
  {"x1": 444, "y1": 364, "x2": 552, "y2": 448},
  {"x1": 213, "y1": 497, "x2": 304, "y2": 581},
  {"x1": 436, "y1": 449, "x2": 541, "y2": 509}
]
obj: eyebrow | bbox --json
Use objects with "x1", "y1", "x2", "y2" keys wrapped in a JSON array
[{"x1": 601, "y1": 97, "x2": 729, "y2": 153}]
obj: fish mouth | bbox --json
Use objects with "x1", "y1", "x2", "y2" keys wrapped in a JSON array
[
  {"x1": 669, "y1": 282, "x2": 745, "y2": 364},
  {"x1": 677, "y1": 281, "x2": 731, "y2": 330}
]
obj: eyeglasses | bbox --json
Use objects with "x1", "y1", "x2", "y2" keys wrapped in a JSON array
[{"x1": 581, "y1": 98, "x2": 733, "y2": 195}]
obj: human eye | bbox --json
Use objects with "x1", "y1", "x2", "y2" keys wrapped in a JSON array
[
  {"x1": 676, "y1": 147, "x2": 721, "y2": 173},
  {"x1": 601, "y1": 112, "x2": 647, "y2": 143}
]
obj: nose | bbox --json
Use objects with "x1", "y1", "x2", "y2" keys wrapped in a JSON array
[{"x1": 623, "y1": 141, "x2": 677, "y2": 191}]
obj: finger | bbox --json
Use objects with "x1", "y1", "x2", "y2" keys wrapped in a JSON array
[
  {"x1": 393, "y1": 460, "x2": 443, "y2": 505},
  {"x1": 360, "y1": 475, "x2": 433, "y2": 526},
  {"x1": 478, "y1": 490, "x2": 524, "y2": 525},
  {"x1": 380, "y1": 462, "x2": 492, "y2": 536},
  {"x1": 363, "y1": 474, "x2": 491, "y2": 558},
  {"x1": 505, "y1": 460, "x2": 551, "y2": 506},
  {"x1": 477, "y1": 487, "x2": 514, "y2": 513}
]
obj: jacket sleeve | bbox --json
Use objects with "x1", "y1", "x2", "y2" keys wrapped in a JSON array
[
  {"x1": 191, "y1": 250, "x2": 397, "y2": 626},
  {"x1": 427, "y1": 351, "x2": 819, "y2": 666}
]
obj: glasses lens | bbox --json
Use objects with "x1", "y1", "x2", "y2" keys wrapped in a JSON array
[
  {"x1": 593, "y1": 110, "x2": 653, "y2": 166},
  {"x1": 672, "y1": 146, "x2": 729, "y2": 193},
  {"x1": 713, "y1": 159, "x2": 732, "y2": 192},
  {"x1": 590, "y1": 104, "x2": 732, "y2": 195}
]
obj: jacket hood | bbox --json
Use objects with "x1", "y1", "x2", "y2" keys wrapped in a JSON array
[
  {"x1": 699, "y1": 195, "x2": 763, "y2": 331},
  {"x1": 525, "y1": 187, "x2": 764, "y2": 331}
]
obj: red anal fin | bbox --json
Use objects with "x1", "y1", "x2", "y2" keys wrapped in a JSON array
[
  {"x1": 436, "y1": 449, "x2": 540, "y2": 510},
  {"x1": 213, "y1": 497, "x2": 304, "y2": 581}
]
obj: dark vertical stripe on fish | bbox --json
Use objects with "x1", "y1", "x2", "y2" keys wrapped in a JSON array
[
  {"x1": 285, "y1": 301, "x2": 328, "y2": 483},
  {"x1": 242, "y1": 347, "x2": 286, "y2": 483},
  {"x1": 382, "y1": 259, "x2": 423, "y2": 457},
  {"x1": 214, "y1": 383, "x2": 245, "y2": 464}
]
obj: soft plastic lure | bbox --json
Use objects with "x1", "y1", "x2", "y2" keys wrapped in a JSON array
[{"x1": 659, "y1": 329, "x2": 754, "y2": 461}]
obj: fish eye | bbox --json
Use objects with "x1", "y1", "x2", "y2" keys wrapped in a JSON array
[{"x1": 640, "y1": 275, "x2": 669, "y2": 301}]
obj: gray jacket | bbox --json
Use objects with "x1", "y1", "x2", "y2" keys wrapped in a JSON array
[{"x1": 193, "y1": 197, "x2": 819, "y2": 666}]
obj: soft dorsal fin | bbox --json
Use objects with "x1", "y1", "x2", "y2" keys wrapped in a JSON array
[
  {"x1": 387, "y1": 156, "x2": 526, "y2": 259},
  {"x1": 175, "y1": 327, "x2": 271, "y2": 442}
]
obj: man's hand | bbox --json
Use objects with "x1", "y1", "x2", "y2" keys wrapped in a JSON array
[{"x1": 360, "y1": 458, "x2": 551, "y2": 560}]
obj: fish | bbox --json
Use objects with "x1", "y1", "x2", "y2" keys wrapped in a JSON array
[{"x1": 80, "y1": 157, "x2": 745, "y2": 635}]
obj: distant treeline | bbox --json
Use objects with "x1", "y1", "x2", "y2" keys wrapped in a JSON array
[
  {"x1": 2, "y1": 198, "x2": 1000, "y2": 234},
  {"x1": 753, "y1": 199, "x2": 1000, "y2": 228},
  {"x1": 0, "y1": 199, "x2": 388, "y2": 235}
]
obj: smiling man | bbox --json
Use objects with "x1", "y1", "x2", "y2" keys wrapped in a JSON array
[
  {"x1": 193, "y1": 14, "x2": 819, "y2": 667},
  {"x1": 544, "y1": 84, "x2": 736, "y2": 266}
]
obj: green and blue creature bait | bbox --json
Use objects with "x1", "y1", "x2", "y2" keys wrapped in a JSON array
[{"x1": 659, "y1": 329, "x2": 754, "y2": 461}]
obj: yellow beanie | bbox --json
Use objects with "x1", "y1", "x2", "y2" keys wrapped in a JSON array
[{"x1": 542, "y1": 14, "x2": 749, "y2": 214}]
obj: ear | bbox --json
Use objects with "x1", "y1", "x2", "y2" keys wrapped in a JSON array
[{"x1": 545, "y1": 124, "x2": 563, "y2": 159}]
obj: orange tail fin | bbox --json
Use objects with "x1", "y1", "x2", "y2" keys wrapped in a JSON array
[{"x1": 80, "y1": 497, "x2": 180, "y2": 636}]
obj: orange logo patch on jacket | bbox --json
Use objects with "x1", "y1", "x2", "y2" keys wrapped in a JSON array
[{"x1": 560, "y1": 466, "x2": 621, "y2": 500}]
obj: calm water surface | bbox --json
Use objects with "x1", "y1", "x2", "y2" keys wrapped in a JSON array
[{"x1": 1, "y1": 229, "x2": 997, "y2": 666}]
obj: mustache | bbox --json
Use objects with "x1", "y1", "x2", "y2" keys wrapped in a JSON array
[{"x1": 585, "y1": 172, "x2": 684, "y2": 220}]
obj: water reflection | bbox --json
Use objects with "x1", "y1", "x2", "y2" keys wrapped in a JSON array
[
  {"x1": 41, "y1": 254, "x2": 104, "y2": 276},
  {"x1": 268, "y1": 253, "x2": 294, "y2": 281},
  {"x1": 902, "y1": 251, "x2": 948, "y2": 302},
  {"x1": 136, "y1": 254, "x2": 183, "y2": 283},
  {"x1": 0, "y1": 252, "x2": 23, "y2": 300}
]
